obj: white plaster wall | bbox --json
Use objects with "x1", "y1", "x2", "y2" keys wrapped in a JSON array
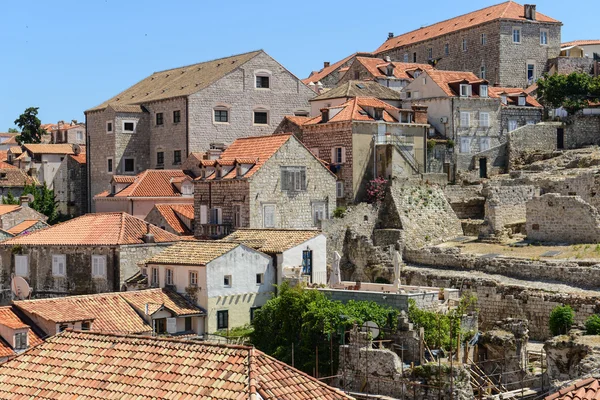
[{"x1": 280, "y1": 235, "x2": 327, "y2": 284}]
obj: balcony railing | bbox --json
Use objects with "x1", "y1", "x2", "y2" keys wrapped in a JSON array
[{"x1": 200, "y1": 224, "x2": 232, "y2": 239}]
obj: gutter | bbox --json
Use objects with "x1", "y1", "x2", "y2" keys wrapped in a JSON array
[{"x1": 185, "y1": 97, "x2": 189, "y2": 158}]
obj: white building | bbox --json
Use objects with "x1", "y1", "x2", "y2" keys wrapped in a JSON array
[
  {"x1": 142, "y1": 241, "x2": 273, "y2": 333},
  {"x1": 13, "y1": 144, "x2": 79, "y2": 189}
]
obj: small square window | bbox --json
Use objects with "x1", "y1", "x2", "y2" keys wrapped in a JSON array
[
  {"x1": 173, "y1": 150, "x2": 182, "y2": 165},
  {"x1": 81, "y1": 321, "x2": 91, "y2": 331},
  {"x1": 254, "y1": 111, "x2": 268, "y2": 125},
  {"x1": 460, "y1": 84, "x2": 472, "y2": 97},
  {"x1": 224, "y1": 275, "x2": 232, "y2": 287},
  {"x1": 256, "y1": 76, "x2": 270, "y2": 88},
  {"x1": 256, "y1": 273, "x2": 264, "y2": 285},
  {"x1": 156, "y1": 151, "x2": 164, "y2": 166},
  {"x1": 214, "y1": 109, "x2": 228, "y2": 123},
  {"x1": 106, "y1": 121, "x2": 113, "y2": 133},
  {"x1": 156, "y1": 113, "x2": 164, "y2": 126},
  {"x1": 123, "y1": 122, "x2": 135, "y2": 132},
  {"x1": 124, "y1": 158, "x2": 135, "y2": 173},
  {"x1": 173, "y1": 110, "x2": 181, "y2": 123}
]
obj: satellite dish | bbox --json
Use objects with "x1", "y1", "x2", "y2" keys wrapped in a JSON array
[
  {"x1": 11, "y1": 276, "x2": 31, "y2": 300},
  {"x1": 361, "y1": 321, "x2": 380, "y2": 340}
]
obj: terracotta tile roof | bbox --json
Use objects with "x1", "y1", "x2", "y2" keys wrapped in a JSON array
[
  {"x1": 354, "y1": 56, "x2": 433, "y2": 80},
  {"x1": 87, "y1": 50, "x2": 263, "y2": 112},
  {"x1": 283, "y1": 116, "x2": 311, "y2": 127},
  {"x1": 546, "y1": 377, "x2": 600, "y2": 400},
  {"x1": 6, "y1": 220, "x2": 47, "y2": 235},
  {"x1": 1, "y1": 212, "x2": 181, "y2": 246},
  {"x1": 3, "y1": 137, "x2": 17, "y2": 146},
  {"x1": 0, "y1": 161, "x2": 16, "y2": 169},
  {"x1": 97, "y1": 169, "x2": 190, "y2": 198},
  {"x1": 0, "y1": 169, "x2": 38, "y2": 187},
  {"x1": 302, "y1": 53, "x2": 360, "y2": 84},
  {"x1": 15, "y1": 292, "x2": 151, "y2": 334},
  {"x1": 0, "y1": 307, "x2": 43, "y2": 357},
  {"x1": 562, "y1": 40, "x2": 600, "y2": 48},
  {"x1": 488, "y1": 86, "x2": 542, "y2": 107},
  {"x1": 0, "y1": 151, "x2": 7, "y2": 162},
  {"x1": 8, "y1": 147, "x2": 22, "y2": 155},
  {"x1": 0, "y1": 205, "x2": 20, "y2": 216},
  {"x1": 152, "y1": 204, "x2": 194, "y2": 235},
  {"x1": 111, "y1": 175, "x2": 136, "y2": 184},
  {"x1": 375, "y1": 1, "x2": 560, "y2": 54},
  {"x1": 23, "y1": 143, "x2": 75, "y2": 155},
  {"x1": 0, "y1": 330, "x2": 353, "y2": 399},
  {"x1": 423, "y1": 70, "x2": 482, "y2": 96},
  {"x1": 305, "y1": 97, "x2": 401, "y2": 124},
  {"x1": 119, "y1": 288, "x2": 204, "y2": 317},
  {"x1": 145, "y1": 240, "x2": 240, "y2": 266},
  {"x1": 312, "y1": 80, "x2": 403, "y2": 101},
  {"x1": 69, "y1": 153, "x2": 86, "y2": 164},
  {"x1": 223, "y1": 228, "x2": 321, "y2": 254}
]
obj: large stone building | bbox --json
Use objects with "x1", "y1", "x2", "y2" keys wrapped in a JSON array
[
  {"x1": 374, "y1": 2, "x2": 562, "y2": 88},
  {"x1": 85, "y1": 50, "x2": 316, "y2": 204},
  {"x1": 53, "y1": 153, "x2": 87, "y2": 217}
]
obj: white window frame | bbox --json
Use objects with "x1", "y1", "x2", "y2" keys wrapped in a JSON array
[
  {"x1": 403, "y1": 53, "x2": 409, "y2": 62},
  {"x1": 480, "y1": 137, "x2": 491, "y2": 152},
  {"x1": 501, "y1": 95, "x2": 507, "y2": 105},
  {"x1": 312, "y1": 202, "x2": 327, "y2": 225},
  {"x1": 256, "y1": 273, "x2": 264, "y2": 285},
  {"x1": 460, "y1": 137, "x2": 471, "y2": 154},
  {"x1": 107, "y1": 157, "x2": 114, "y2": 173},
  {"x1": 480, "y1": 66, "x2": 486, "y2": 80},
  {"x1": 512, "y1": 27, "x2": 521, "y2": 44},
  {"x1": 76, "y1": 131, "x2": 83, "y2": 141},
  {"x1": 263, "y1": 204, "x2": 275, "y2": 228},
  {"x1": 123, "y1": 157, "x2": 135, "y2": 174},
  {"x1": 151, "y1": 267, "x2": 159, "y2": 287},
  {"x1": 189, "y1": 270, "x2": 198, "y2": 287},
  {"x1": 14, "y1": 255, "x2": 28, "y2": 277},
  {"x1": 540, "y1": 29, "x2": 548, "y2": 45},
  {"x1": 254, "y1": 69, "x2": 272, "y2": 90},
  {"x1": 508, "y1": 120, "x2": 518, "y2": 132},
  {"x1": 213, "y1": 105, "x2": 230, "y2": 124},
  {"x1": 336, "y1": 181, "x2": 344, "y2": 198},
  {"x1": 91, "y1": 255, "x2": 107, "y2": 279},
  {"x1": 106, "y1": 121, "x2": 113, "y2": 134},
  {"x1": 333, "y1": 147, "x2": 345, "y2": 164},
  {"x1": 165, "y1": 268, "x2": 174, "y2": 286},
  {"x1": 253, "y1": 108, "x2": 269, "y2": 125},
  {"x1": 52, "y1": 254, "x2": 66, "y2": 277},
  {"x1": 460, "y1": 112, "x2": 471, "y2": 128},
  {"x1": 518, "y1": 96, "x2": 526, "y2": 106},
  {"x1": 460, "y1": 84, "x2": 472, "y2": 97},
  {"x1": 479, "y1": 112, "x2": 490, "y2": 128},
  {"x1": 122, "y1": 120, "x2": 136, "y2": 133},
  {"x1": 480, "y1": 85, "x2": 488, "y2": 98},
  {"x1": 223, "y1": 275, "x2": 232, "y2": 287}
]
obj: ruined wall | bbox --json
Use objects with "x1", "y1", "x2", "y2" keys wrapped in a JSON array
[
  {"x1": 548, "y1": 57, "x2": 596, "y2": 75},
  {"x1": 318, "y1": 288, "x2": 442, "y2": 312},
  {"x1": 565, "y1": 114, "x2": 600, "y2": 149},
  {"x1": 507, "y1": 123, "x2": 562, "y2": 170},
  {"x1": 526, "y1": 193, "x2": 600, "y2": 244},
  {"x1": 483, "y1": 184, "x2": 537, "y2": 233},
  {"x1": 443, "y1": 185, "x2": 484, "y2": 219}
]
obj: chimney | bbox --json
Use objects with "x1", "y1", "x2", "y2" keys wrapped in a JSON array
[
  {"x1": 411, "y1": 104, "x2": 429, "y2": 125},
  {"x1": 320, "y1": 108, "x2": 329, "y2": 123},
  {"x1": 323, "y1": 61, "x2": 330, "y2": 68},
  {"x1": 385, "y1": 56, "x2": 392, "y2": 62},
  {"x1": 316, "y1": 81, "x2": 324, "y2": 94},
  {"x1": 142, "y1": 224, "x2": 155, "y2": 243},
  {"x1": 524, "y1": 4, "x2": 536, "y2": 20},
  {"x1": 388, "y1": 32, "x2": 394, "y2": 40},
  {"x1": 19, "y1": 196, "x2": 30, "y2": 208}
]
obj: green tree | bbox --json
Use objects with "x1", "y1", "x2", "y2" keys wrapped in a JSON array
[
  {"x1": 537, "y1": 72, "x2": 600, "y2": 114},
  {"x1": 7, "y1": 128, "x2": 18, "y2": 133},
  {"x1": 585, "y1": 315, "x2": 600, "y2": 335},
  {"x1": 250, "y1": 283, "x2": 398, "y2": 375},
  {"x1": 22, "y1": 182, "x2": 59, "y2": 224},
  {"x1": 549, "y1": 305, "x2": 575, "y2": 336},
  {"x1": 2, "y1": 190, "x2": 18, "y2": 205},
  {"x1": 14, "y1": 107, "x2": 46, "y2": 144}
]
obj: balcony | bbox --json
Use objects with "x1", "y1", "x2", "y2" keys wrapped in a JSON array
[{"x1": 199, "y1": 224, "x2": 232, "y2": 239}]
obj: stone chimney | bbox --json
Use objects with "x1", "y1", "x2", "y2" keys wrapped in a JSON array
[
  {"x1": 320, "y1": 108, "x2": 329, "y2": 123},
  {"x1": 524, "y1": 4, "x2": 536, "y2": 20},
  {"x1": 19, "y1": 196, "x2": 30, "y2": 208},
  {"x1": 142, "y1": 224, "x2": 155, "y2": 243},
  {"x1": 388, "y1": 32, "x2": 394, "y2": 40},
  {"x1": 323, "y1": 61, "x2": 330, "y2": 68},
  {"x1": 411, "y1": 104, "x2": 429, "y2": 125}
]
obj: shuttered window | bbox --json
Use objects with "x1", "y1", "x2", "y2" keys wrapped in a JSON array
[
  {"x1": 14, "y1": 255, "x2": 28, "y2": 277},
  {"x1": 479, "y1": 112, "x2": 490, "y2": 128},
  {"x1": 91, "y1": 255, "x2": 107, "y2": 278},
  {"x1": 460, "y1": 112, "x2": 470, "y2": 128},
  {"x1": 52, "y1": 254, "x2": 66, "y2": 276},
  {"x1": 280, "y1": 167, "x2": 307, "y2": 192},
  {"x1": 263, "y1": 204, "x2": 275, "y2": 228}
]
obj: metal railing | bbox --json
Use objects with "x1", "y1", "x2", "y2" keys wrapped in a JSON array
[{"x1": 375, "y1": 133, "x2": 423, "y2": 174}]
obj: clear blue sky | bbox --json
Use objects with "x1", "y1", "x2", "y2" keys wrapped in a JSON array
[{"x1": 0, "y1": 0, "x2": 591, "y2": 130}]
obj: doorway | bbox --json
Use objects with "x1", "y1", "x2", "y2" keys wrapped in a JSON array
[
  {"x1": 479, "y1": 158, "x2": 488, "y2": 179},
  {"x1": 557, "y1": 128, "x2": 564, "y2": 149}
]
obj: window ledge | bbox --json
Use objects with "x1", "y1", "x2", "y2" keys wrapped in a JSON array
[
  {"x1": 213, "y1": 121, "x2": 230, "y2": 125},
  {"x1": 253, "y1": 123, "x2": 269, "y2": 127}
]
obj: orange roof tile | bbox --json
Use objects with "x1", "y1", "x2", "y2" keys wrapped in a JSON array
[
  {"x1": 0, "y1": 169, "x2": 39, "y2": 187},
  {"x1": 546, "y1": 377, "x2": 600, "y2": 400},
  {"x1": 0, "y1": 330, "x2": 353, "y2": 399},
  {"x1": 375, "y1": 1, "x2": 560, "y2": 54},
  {"x1": 111, "y1": 175, "x2": 136, "y2": 184},
  {"x1": 98, "y1": 170, "x2": 190, "y2": 198},
  {"x1": 489, "y1": 86, "x2": 542, "y2": 107},
  {"x1": 119, "y1": 288, "x2": 204, "y2": 317},
  {"x1": 302, "y1": 53, "x2": 359, "y2": 84},
  {"x1": 69, "y1": 153, "x2": 86, "y2": 164},
  {"x1": 0, "y1": 205, "x2": 20, "y2": 216},
  {"x1": 22, "y1": 143, "x2": 75, "y2": 155},
  {"x1": 6, "y1": 220, "x2": 47, "y2": 235},
  {"x1": 0, "y1": 161, "x2": 16, "y2": 169},
  {"x1": 145, "y1": 241, "x2": 240, "y2": 266},
  {"x1": 424, "y1": 70, "x2": 482, "y2": 96},
  {"x1": 354, "y1": 56, "x2": 433, "y2": 80},
  {"x1": 562, "y1": 40, "x2": 600, "y2": 48},
  {"x1": 152, "y1": 204, "x2": 194, "y2": 235},
  {"x1": 0, "y1": 307, "x2": 43, "y2": 356},
  {"x1": 223, "y1": 228, "x2": 322, "y2": 253},
  {"x1": 0, "y1": 151, "x2": 7, "y2": 162},
  {"x1": 282, "y1": 116, "x2": 311, "y2": 127},
  {"x1": 304, "y1": 97, "x2": 401, "y2": 124},
  {"x1": 1, "y1": 212, "x2": 181, "y2": 246}
]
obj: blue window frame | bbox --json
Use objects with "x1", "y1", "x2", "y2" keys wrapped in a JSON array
[{"x1": 302, "y1": 250, "x2": 313, "y2": 276}]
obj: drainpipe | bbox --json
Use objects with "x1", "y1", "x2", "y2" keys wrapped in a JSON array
[
  {"x1": 113, "y1": 248, "x2": 119, "y2": 292},
  {"x1": 85, "y1": 113, "x2": 91, "y2": 212},
  {"x1": 185, "y1": 97, "x2": 189, "y2": 158}
]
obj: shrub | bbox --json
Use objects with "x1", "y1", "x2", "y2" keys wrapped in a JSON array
[
  {"x1": 446, "y1": 139, "x2": 455, "y2": 148},
  {"x1": 585, "y1": 315, "x2": 600, "y2": 335},
  {"x1": 427, "y1": 139, "x2": 436, "y2": 151},
  {"x1": 333, "y1": 206, "x2": 346, "y2": 218},
  {"x1": 366, "y1": 177, "x2": 388, "y2": 204},
  {"x1": 549, "y1": 305, "x2": 575, "y2": 336}
]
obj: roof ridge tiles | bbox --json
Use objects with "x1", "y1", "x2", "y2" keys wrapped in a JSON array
[{"x1": 151, "y1": 49, "x2": 263, "y2": 75}]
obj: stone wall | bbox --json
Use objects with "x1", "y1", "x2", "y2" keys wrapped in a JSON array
[
  {"x1": 194, "y1": 180, "x2": 250, "y2": 236},
  {"x1": 483, "y1": 184, "x2": 536, "y2": 233},
  {"x1": 565, "y1": 114, "x2": 600, "y2": 149},
  {"x1": 318, "y1": 287, "x2": 444, "y2": 312},
  {"x1": 54, "y1": 155, "x2": 87, "y2": 217},
  {"x1": 456, "y1": 142, "x2": 507, "y2": 178},
  {"x1": 146, "y1": 97, "x2": 188, "y2": 168},
  {"x1": 444, "y1": 185, "x2": 484, "y2": 219},
  {"x1": 507, "y1": 122, "x2": 562, "y2": 170},
  {"x1": 548, "y1": 57, "x2": 596, "y2": 75},
  {"x1": 500, "y1": 107, "x2": 543, "y2": 136},
  {"x1": 0, "y1": 206, "x2": 47, "y2": 231},
  {"x1": 526, "y1": 193, "x2": 600, "y2": 243}
]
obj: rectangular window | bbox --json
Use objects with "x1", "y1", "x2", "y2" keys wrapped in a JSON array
[
  {"x1": 124, "y1": 158, "x2": 135, "y2": 173},
  {"x1": 518, "y1": 96, "x2": 526, "y2": 106},
  {"x1": 106, "y1": 121, "x2": 113, "y2": 133},
  {"x1": 91, "y1": 255, "x2": 107, "y2": 278},
  {"x1": 156, "y1": 151, "x2": 164, "y2": 166},
  {"x1": 223, "y1": 275, "x2": 232, "y2": 287},
  {"x1": 460, "y1": 84, "x2": 472, "y2": 97},
  {"x1": 52, "y1": 254, "x2": 66, "y2": 277},
  {"x1": 14, "y1": 332, "x2": 27, "y2": 350},
  {"x1": 209, "y1": 207, "x2": 222, "y2": 224},
  {"x1": 480, "y1": 137, "x2": 491, "y2": 152},
  {"x1": 15, "y1": 255, "x2": 28, "y2": 277},
  {"x1": 254, "y1": 111, "x2": 268, "y2": 125},
  {"x1": 480, "y1": 85, "x2": 488, "y2": 98},
  {"x1": 427, "y1": 48, "x2": 432, "y2": 59},
  {"x1": 107, "y1": 158, "x2": 113, "y2": 173},
  {"x1": 165, "y1": 268, "x2": 173, "y2": 285},
  {"x1": 256, "y1": 273, "x2": 264, "y2": 285},
  {"x1": 233, "y1": 204, "x2": 241, "y2": 228},
  {"x1": 156, "y1": 113, "x2": 163, "y2": 126},
  {"x1": 263, "y1": 204, "x2": 275, "y2": 228},
  {"x1": 336, "y1": 181, "x2": 344, "y2": 198},
  {"x1": 333, "y1": 147, "x2": 345, "y2": 164},
  {"x1": 403, "y1": 53, "x2": 409, "y2": 62},
  {"x1": 256, "y1": 76, "x2": 270, "y2": 88},
  {"x1": 460, "y1": 112, "x2": 470, "y2": 128},
  {"x1": 173, "y1": 110, "x2": 181, "y2": 123},
  {"x1": 312, "y1": 202, "x2": 327, "y2": 226},
  {"x1": 214, "y1": 109, "x2": 228, "y2": 123},
  {"x1": 76, "y1": 131, "x2": 83, "y2": 141},
  {"x1": 460, "y1": 137, "x2": 471, "y2": 153},
  {"x1": 444, "y1": 43, "x2": 449, "y2": 56},
  {"x1": 123, "y1": 122, "x2": 135, "y2": 132},
  {"x1": 508, "y1": 120, "x2": 518, "y2": 132},
  {"x1": 479, "y1": 112, "x2": 490, "y2": 128},
  {"x1": 151, "y1": 267, "x2": 159, "y2": 287},
  {"x1": 513, "y1": 27, "x2": 521, "y2": 43},
  {"x1": 527, "y1": 63, "x2": 535, "y2": 84},
  {"x1": 481, "y1": 33, "x2": 487, "y2": 45},
  {"x1": 81, "y1": 321, "x2": 91, "y2": 331},
  {"x1": 462, "y1": 38, "x2": 467, "y2": 52},
  {"x1": 189, "y1": 271, "x2": 198, "y2": 287},
  {"x1": 480, "y1": 66, "x2": 486, "y2": 80},
  {"x1": 302, "y1": 250, "x2": 313, "y2": 276},
  {"x1": 413, "y1": 52, "x2": 417, "y2": 62},
  {"x1": 185, "y1": 316, "x2": 192, "y2": 331},
  {"x1": 280, "y1": 166, "x2": 307, "y2": 192},
  {"x1": 540, "y1": 30, "x2": 548, "y2": 45},
  {"x1": 217, "y1": 310, "x2": 229, "y2": 330},
  {"x1": 250, "y1": 307, "x2": 261, "y2": 322},
  {"x1": 173, "y1": 150, "x2": 181, "y2": 165}
]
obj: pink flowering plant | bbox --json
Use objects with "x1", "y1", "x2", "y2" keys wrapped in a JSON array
[{"x1": 366, "y1": 177, "x2": 388, "y2": 204}]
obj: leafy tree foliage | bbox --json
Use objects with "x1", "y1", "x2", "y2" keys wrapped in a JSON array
[
  {"x1": 537, "y1": 72, "x2": 600, "y2": 114},
  {"x1": 7, "y1": 128, "x2": 18, "y2": 133},
  {"x1": 549, "y1": 305, "x2": 575, "y2": 336},
  {"x1": 585, "y1": 315, "x2": 600, "y2": 335},
  {"x1": 366, "y1": 177, "x2": 388, "y2": 204},
  {"x1": 1, "y1": 190, "x2": 18, "y2": 205},
  {"x1": 251, "y1": 283, "x2": 398, "y2": 375},
  {"x1": 14, "y1": 107, "x2": 46, "y2": 144},
  {"x1": 22, "y1": 182, "x2": 59, "y2": 224}
]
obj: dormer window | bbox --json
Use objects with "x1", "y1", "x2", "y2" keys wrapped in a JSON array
[
  {"x1": 181, "y1": 183, "x2": 193, "y2": 196},
  {"x1": 374, "y1": 107, "x2": 384, "y2": 120},
  {"x1": 480, "y1": 85, "x2": 488, "y2": 98},
  {"x1": 460, "y1": 84, "x2": 472, "y2": 97},
  {"x1": 413, "y1": 71, "x2": 421, "y2": 78},
  {"x1": 518, "y1": 96, "x2": 526, "y2": 106},
  {"x1": 385, "y1": 64, "x2": 394, "y2": 77},
  {"x1": 14, "y1": 332, "x2": 27, "y2": 350},
  {"x1": 501, "y1": 95, "x2": 508, "y2": 105}
]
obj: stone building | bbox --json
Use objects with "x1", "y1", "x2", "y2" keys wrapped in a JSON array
[
  {"x1": 374, "y1": 2, "x2": 562, "y2": 88},
  {"x1": 10, "y1": 144, "x2": 80, "y2": 190},
  {"x1": 53, "y1": 153, "x2": 87, "y2": 217},
  {"x1": 302, "y1": 52, "x2": 372, "y2": 88},
  {"x1": 0, "y1": 167, "x2": 39, "y2": 201},
  {"x1": 301, "y1": 97, "x2": 429, "y2": 204},
  {"x1": 85, "y1": 50, "x2": 315, "y2": 202},
  {"x1": 94, "y1": 169, "x2": 194, "y2": 219},
  {"x1": 194, "y1": 134, "x2": 336, "y2": 238},
  {"x1": 145, "y1": 204, "x2": 194, "y2": 236},
  {"x1": 49, "y1": 121, "x2": 86, "y2": 145},
  {"x1": 0, "y1": 212, "x2": 180, "y2": 297},
  {"x1": 0, "y1": 200, "x2": 47, "y2": 234},
  {"x1": 338, "y1": 56, "x2": 433, "y2": 92}
]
